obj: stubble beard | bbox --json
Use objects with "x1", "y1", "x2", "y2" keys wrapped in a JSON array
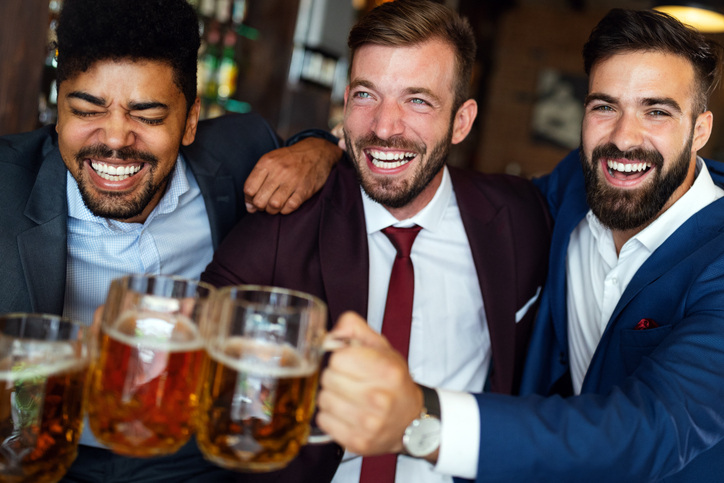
[
  {"x1": 70, "y1": 144, "x2": 169, "y2": 221},
  {"x1": 581, "y1": 135, "x2": 693, "y2": 231},
  {"x1": 344, "y1": 126, "x2": 452, "y2": 209}
]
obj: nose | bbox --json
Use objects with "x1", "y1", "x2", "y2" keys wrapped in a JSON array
[
  {"x1": 98, "y1": 112, "x2": 136, "y2": 150},
  {"x1": 372, "y1": 99, "x2": 405, "y2": 140},
  {"x1": 608, "y1": 111, "x2": 644, "y2": 152}
]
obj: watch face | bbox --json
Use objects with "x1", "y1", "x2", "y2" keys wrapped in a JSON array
[{"x1": 403, "y1": 416, "x2": 441, "y2": 458}]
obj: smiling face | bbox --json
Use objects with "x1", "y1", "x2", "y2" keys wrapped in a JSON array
[
  {"x1": 343, "y1": 39, "x2": 477, "y2": 220},
  {"x1": 581, "y1": 50, "x2": 712, "y2": 242},
  {"x1": 56, "y1": 59, "x2": 200, "y2": 224}
]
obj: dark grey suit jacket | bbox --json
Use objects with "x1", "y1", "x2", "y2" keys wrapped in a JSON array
[{"x1": 0, "y1": 113, "x2": 281, "y2": 316}]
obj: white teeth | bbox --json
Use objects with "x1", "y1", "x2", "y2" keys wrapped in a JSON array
[
  {"x1": 367, "y1": 149, "x2": 416, "y2": 169},
  {"x1": 91, "y1": 161, "x2": 142, "y2": 181},
  {"x1": 606, "y1": 160, "x2": 652, "y2": 173}
]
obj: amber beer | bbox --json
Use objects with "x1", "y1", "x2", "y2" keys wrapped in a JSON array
[
  {"x1": 196, "y1": 337, "x2": 320, "y2": 472},
  {"x1": 87, "y1": 310, "x2": 205, "y2": 457},
  {"x1": 0, "y1": 356, "x2": 88, "y2": 483}
]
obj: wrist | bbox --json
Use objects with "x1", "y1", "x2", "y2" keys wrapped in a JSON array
[{"x1": 401, "y1": 384, "x2": 441, "y2": 459}]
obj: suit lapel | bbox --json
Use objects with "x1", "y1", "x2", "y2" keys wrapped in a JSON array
[
  {"x1": 319, "y1": 160, "x2": 369, "y2": 326},
  {"x1": 20, "y1": 147, "x2": 68, "y2": 314},
  {"x1": 548, "y1": 175, "x2": 589, "y2": 355},
  {"x1": 451, "y1": 169, "x2": 519, "y2": 393},
  {"x1": 181, "y1": 142, "x2": 238, "y2": 249}
]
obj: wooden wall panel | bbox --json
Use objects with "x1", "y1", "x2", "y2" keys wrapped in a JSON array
[{"x1": 0, "y1": 0, "x2": 48, "y2": 136}]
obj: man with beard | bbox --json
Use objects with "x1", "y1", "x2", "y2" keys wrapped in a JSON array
[
  {"x1": 0, "y1": 0, "x2": 342, "y2": 481},
  {"x1": 201, "y1": 2, "x2": 551, "y2": 483},
  {"x1": 314, "y1": 8, "x2": 724, "y2": 483}
]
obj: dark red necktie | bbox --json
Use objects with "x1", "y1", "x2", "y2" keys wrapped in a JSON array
[{"x1": 359, "y1": 225, "x2": 422, "y2": 483}]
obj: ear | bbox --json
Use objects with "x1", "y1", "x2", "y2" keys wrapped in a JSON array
[
  {"x1": 343, "y1": 85, "x2": 350, "y2": 111},
  {"x1": 451, "y1": 99, "x2": 478, "y2": 145},
  {"x1": 692, "y1": 110, "x2": 713, "y2": 152},
  {"x1": 181, "y1": 97, "x2": 202, "y2": 146}
]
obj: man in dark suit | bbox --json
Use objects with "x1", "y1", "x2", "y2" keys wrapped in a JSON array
[
  {"x1": 0, "y1": 0, "x2": 340, "y2": 481},
  {"x1": 202, "y1": 2, "x2": 551, "y2": 483},
  {"x1": 316, "y1": 8, "x2": 724, "y2": 483}
]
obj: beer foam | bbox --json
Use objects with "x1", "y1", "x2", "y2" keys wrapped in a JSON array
[
  {"x1": 209, "y1": 337, "x2": 317, "y2": 378},
  {"x1": 0, "y1": 357, "x2": 88, "y2": 382},
  {"x1": 107, "y1": 310, "x2": 203, "y2": 352}
]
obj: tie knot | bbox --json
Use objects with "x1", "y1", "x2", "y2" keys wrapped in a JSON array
[{"x1": 381, "y1": 225, "x2": 422, "y2": 258}]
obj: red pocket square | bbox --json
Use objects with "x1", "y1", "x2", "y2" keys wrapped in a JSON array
[{"x1": 635, "y1": 318, "x2": 659, "y2": 330}]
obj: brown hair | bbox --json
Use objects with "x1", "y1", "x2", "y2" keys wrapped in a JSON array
[
  {"x1": 348, "y1": 0, "x2": 476, "y2": 112},
  {"x1": 583, "y1": 8, "x2": 722, "y2": 114}
]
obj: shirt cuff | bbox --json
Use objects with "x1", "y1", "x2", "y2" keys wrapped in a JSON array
[{"x1": 434, "y1": 388, "x2": 480, "y2": 480}]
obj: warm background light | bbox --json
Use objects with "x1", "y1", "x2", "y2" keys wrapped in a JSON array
[{"x1": 654, "y1": 4, "x2": 724, "y2": 33}]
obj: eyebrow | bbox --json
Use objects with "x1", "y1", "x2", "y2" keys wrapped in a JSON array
[
  {"x1": 584, "y1": 92, "x2": 682, "y2": 113},
  {"x1": 66, "y1": 91, "x2": 168, "y2": 111},
  {"x1": 67, "y1": 91, "x2": 106, "y2": 107}
]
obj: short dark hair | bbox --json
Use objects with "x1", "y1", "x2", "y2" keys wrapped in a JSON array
[
  {"x1": 583, "y1": 8, "x2": 723, "y2": 114},
  {"x1": 348, "y1": 0, "x2": 476, "y2": 113},
  {"x1": 55, "y1": 0, "x2": 200, "y2": 111}
]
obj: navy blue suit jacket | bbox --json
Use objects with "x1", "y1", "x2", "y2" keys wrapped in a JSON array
[{"x1": 465, "y1": 150, "x2": 724, "y2": 482}]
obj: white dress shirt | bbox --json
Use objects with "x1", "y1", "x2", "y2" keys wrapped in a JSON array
[
  {"x1": 64, "y1": 155, "x2": 213, "y2": 447},
  {"x1": 567, "y1": 158, "x2": 724, "y2": 393},
  {"x1": 331, "y1": 167, "x2": 490, "y2": 483},
  {"x1": 434, "y1": 158, "x2": 724, "y2": 480}
]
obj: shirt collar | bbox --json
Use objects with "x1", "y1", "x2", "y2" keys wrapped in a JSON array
[
  {"x1": 362, "y1": 166, "x2": 452, "y2": 234},
  {"x1": 67, "y1": 154, "x2": 190, "y2": 228},
  {"x1": 587, "y1": 157, "x2": 724, "y2": 253}
]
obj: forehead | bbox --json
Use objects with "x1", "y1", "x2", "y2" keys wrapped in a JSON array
[
  {"x1": 350, "y1": 39, "x2": 457, "y2": 97},
  {"x1": 59, "y1": 59, "x2": 182, "y2": 101},
  {"x1": 589, "y1": 51, "x2": 697, "y2": 110}
]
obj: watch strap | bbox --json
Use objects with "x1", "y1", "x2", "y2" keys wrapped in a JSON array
[{"x1": 417, "y1": 384, "x2": 441, "y2": 420}]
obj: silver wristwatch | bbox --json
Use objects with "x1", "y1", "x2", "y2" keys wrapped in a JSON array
[{"x1": 402, "y1": 384, "x2": 441, "y2": 458}]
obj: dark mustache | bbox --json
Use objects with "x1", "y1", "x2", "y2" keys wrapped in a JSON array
[
  {"x1": 76, "y1": 144, "x2": 158, "y2": 165},
  {"x1": 354, "y1": 132, "x2": 425, "y2": 155},
  {"x1": 592, "y1": 143, "x2": 663, "y2": 167}
]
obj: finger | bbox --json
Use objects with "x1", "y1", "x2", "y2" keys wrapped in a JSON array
[
  {"x1": 265, "y1": 183, "x2": 297, "y2": 214},
  {"x1": 248, "y1": 182, "x2": 278, "y2": 214},
  {"x1": 279, "y1": 194, "x2": 303, "y2": 215},
  {"x1": 243, "y1": 163, "x2": 269, "y2": 199},
  {"x1": 331, "y1": 311, "x2": 389, "y2": 349}
]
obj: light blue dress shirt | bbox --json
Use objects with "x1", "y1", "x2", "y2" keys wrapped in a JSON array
[{"x1": 63, "y1": 155, "x2": 214, "y2": 447}]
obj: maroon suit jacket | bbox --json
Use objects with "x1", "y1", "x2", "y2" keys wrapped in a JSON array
[{"x1": 201, "y1": 156, "x2": 552, "y2": 482}]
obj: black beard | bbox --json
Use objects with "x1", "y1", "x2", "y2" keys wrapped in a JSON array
[
  {"x1": 345, "y1": 127, "x2": 452, "y2": 209},
  {"x1": 71, "y1": 144, "x2": 168, "y2": 221},
  {"x1": 581, "y1": 138, "x2": 692, "y2": 231}
]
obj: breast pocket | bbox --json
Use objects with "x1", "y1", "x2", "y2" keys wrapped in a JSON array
[{"x1": 619, "y1": 324, "x2": 674, "y2": 373}]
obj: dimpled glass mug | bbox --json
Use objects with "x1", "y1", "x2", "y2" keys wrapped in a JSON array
[
  {"x1": 0, "y1": 313, "x2": 92, "y2": 483},
  {"x1": 195, "y1": 285, "x2": 329, "y2": 472},
  {"x1": 86, "y1": 274, "x2": 213, "y2": 457}
]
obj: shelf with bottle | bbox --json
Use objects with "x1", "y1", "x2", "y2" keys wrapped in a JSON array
[{"x1": 194, "y1": 0, "x2": 256, "y2": 119}]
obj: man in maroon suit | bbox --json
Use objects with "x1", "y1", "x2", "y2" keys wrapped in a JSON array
[{"x1": 201, "y1": 1, "x2": 551, "y2": 482}]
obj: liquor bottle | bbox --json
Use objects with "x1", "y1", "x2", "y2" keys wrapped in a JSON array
[{"x1": 216, "y1": 29, "x2": 238, "y2": 103}]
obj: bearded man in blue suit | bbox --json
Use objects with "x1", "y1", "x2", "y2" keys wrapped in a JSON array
[{"x1": 316, "y1": 8, "x2": 724, "y2": 482}]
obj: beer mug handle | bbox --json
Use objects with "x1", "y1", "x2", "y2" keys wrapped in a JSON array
[{"x1": 307, "y1": 336, "x2": 358, "y2": 444}]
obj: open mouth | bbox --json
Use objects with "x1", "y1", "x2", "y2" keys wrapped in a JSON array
[
  {"x1": 606, "y1": 159, "x2": 653, "y2": 181},
  {"x1": 366, "y1": 149, "x2": 417, "y2": 169},
  {"x1": 91, "y1": 161, "x2": 143, "y2": 182}
]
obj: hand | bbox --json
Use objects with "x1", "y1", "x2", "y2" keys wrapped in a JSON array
[
  {"x1": 243, "y1": 137, "x2": 342, "y2": 215},
  {"x1": 317, "y1": 312, "x2": 423, "y2": 455}
]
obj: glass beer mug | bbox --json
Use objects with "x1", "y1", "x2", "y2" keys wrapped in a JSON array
[
  {"x1": 196, "y1": 286, "x2": 328, "y2": 472},
  {"x1": 0, "y1": 313, "x2": 92, "y2": 483},
  {"x1": 86, "y1": 274, "x2": 213, "y2": 457}
]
